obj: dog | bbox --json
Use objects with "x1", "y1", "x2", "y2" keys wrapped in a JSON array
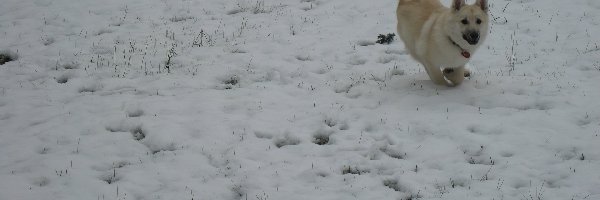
[{"x1": 396, "y1": 0, "x2": 488, "y2": 86}]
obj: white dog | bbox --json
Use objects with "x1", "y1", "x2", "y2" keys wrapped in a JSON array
[{"x1": 396, "y1": 0, "x2": 489, "y2": 86}]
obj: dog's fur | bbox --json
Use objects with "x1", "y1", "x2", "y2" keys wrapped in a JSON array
[{"x1": 396, "y1": 0, "x2": 489, "y2": 86}]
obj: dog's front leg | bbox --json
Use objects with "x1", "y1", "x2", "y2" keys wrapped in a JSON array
[
  {"x1": 443, "y1": 66, "x2": 467, "y2": 86},
  {"x1": 423, "y1": 61, "x2": 449, "y2": 86}
]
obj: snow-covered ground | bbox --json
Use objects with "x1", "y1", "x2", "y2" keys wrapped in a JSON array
[{"x1": 1, "y1": 0, "x2": 599, "y2": 199}]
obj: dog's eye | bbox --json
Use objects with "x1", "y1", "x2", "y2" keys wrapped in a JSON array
[
  {"x1": 461, "y1": 19, "x2": 468, "y2": 25},
  {"x1": 476, "y1": 18, "x2": 482, "y2": 24}
]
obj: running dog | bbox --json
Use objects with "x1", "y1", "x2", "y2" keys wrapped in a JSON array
[{"x1": 396, "y1": 0, "x2": 489, "y2": 86}]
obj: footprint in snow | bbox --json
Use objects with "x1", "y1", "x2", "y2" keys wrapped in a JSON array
[
  {"x1": 274, "y1": 133, "x2": 300, "y2": 148},
  {"x1": 105, "y1": 123, "x2": 146, "y2": 141}
]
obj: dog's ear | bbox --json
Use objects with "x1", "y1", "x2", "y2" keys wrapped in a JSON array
[
  {"x1": 452, "y1": 0, "x2": 465, "y2": 11},
  {"x1": 475, "y1": 0, "x2": 488, "y2": 12}
]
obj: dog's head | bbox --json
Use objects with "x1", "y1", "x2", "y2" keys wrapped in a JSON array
[{"x1": 447, "y1": 0, "x2": 489, "y2": 46}]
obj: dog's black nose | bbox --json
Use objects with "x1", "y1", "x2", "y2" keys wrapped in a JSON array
[
  {"x1": 470, "y1": 32, "x2": 479, "y2": 41},
  {"x1": 463, "y1": 32, "x2": 480, "y2": 45}
]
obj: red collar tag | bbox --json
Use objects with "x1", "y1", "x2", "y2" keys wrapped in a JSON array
[{"x1": 461, "y1": 51, "x2": 471, "y2": 58}]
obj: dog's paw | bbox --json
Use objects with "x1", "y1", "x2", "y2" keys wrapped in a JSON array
[
  {"x1": 464, "y1": 69, "x2": 471, "y2": 78},
  {"x1": 444, "y1": 68, "x2": 471, "y2": 78},
  {"x1": 443, "y1": 68, "x2": 455, "y2": 74},
  {"x1": 442, "y1": 67, "x2": 466, "y2": 86}
]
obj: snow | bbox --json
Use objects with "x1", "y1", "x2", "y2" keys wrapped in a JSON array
[{"x1": 1, "y1": 0, "x2": 599, "y2": 199}]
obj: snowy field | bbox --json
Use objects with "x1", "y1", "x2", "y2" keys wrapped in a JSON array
[{"x1": 1, "y1": 0, "x2": 599, "y2": 199}]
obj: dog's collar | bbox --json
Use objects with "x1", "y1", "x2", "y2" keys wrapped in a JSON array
[{"x1": 448, "y1": 37, "x2": 471, "y2": 58}]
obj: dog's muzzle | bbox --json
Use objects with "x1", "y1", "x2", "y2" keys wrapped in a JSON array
[{"x1": 463, "y1": 31, "x2": 480, "y2": 45}]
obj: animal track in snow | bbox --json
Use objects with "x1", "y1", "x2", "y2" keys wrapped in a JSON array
[
  {"x1": 461, "y1": 145, "x2": 495, "y2": 165},
  {"x1": 357, "y1": 40, "x2": 375, "y2": 47},
  {"x1": 100, "y1": 170, "x2": 121, "y2": 184},
  {"x1": 217, "y1": 75, "x2": 240, "y2": 90},
  {"x1": 274, "y1": 133, "x2": 300, "y2": 148},
  {"x1": 341, "y1": 165, "x2": 370, "y2": 175},
  {"x1": 379, "y1": 145, "x2": 405, "y2": 159},
  {"x1": 0, "y1": 51, "x2": 17, "y2": 65},
  {"x1": 106, "y1": 123, "x2": 146, "y2": 141},
  {"x1": 254, "y1": 131, "x2": 274, "y2": 139},
  {"x1": 145, "y1": 142, "x2": 178, "y2": 154},
  {"x1": 78, "y1": 82, "x2": 101, "y2": 93},
  {"x1": 312, "y1": 133, "x2": 330, "y2": 145},
  {"x1": 61, "y1": 61, "x2": 79, "y2": 69},
  {"x1": 31, "y1": 176, "x2": 50, "y2": 187},
  {"x1": 56, "y1": 72, "x2": 75, "y2": 84},
  {"x1": 126, "y1": 108, "x2": 144, "y2": 118}
]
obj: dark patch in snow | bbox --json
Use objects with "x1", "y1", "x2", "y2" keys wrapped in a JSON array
[
  {"x1": 338, "y1": 122, "x2": 349, "y2": 130},
  {"x1": 0, "y1": 51, "x2": 17, "y2": 65},
  {"x1": 221, "y1": 75, "x2": 240, "y2": 90},
  {"x1": 231, "y1": 184, "x2": 245, "y2": 198},
  {"x1": 227, "y1": 1, "x2": 273, "y2": 15},
  {"x1": 376, "y1": 33, "x2": 395, "y2": 45},
  {"x1": 380, "y1": 146, "x2": 405, "y2": 159},
  {"x1": 126, "y1": 109, "x2": 144, "y2": 118},
  {"x1": 129, "y1": 126, "x2": 146, "y2": 141},
  {"x1": 363, "y1": 124, "x2": 377, "y2": 132},
  {"x1": 254, "y1": 131, "x2": 274, "y2": 139},
  {"x1": 324, "y1": 117, "x2": 337, "y2": 127},
  {"x1": 334, "y1": 84, "x2": 352, "y2": 94},
  {"x1": 383, "y1": 179, "x2": 421, "y2": 199},
  {"x1": 32, "y1": 177, "x2": 50, "y2": 187},
  {"x1": 148, "y1": 143, "x2": 177, "y2": 154},
  {"x1": 227, "y1": 9, "x2": 244, "y2": 15},
  {"x1": 556, "y1": 147, "x2": 582, "y2": 161},
  {"x1": 450, "y1": 178, "x2": 469, "y2": 188},
  {"x1": 56, "y1": 73, "x2": 72, "y2": 84},
  {"x1": 500, "y1": 151, "x2": 514, "y2": 157},
  {"x1": 467, "y1": 156, "x2": 495, "y2": 165},
  {"x1": 357, "y1": 40, "x2": 375, "y2": 47},
  {"x1": 383, "y1": 179, "x2": 404, "y2": 192},
  {"x1": 113, "y1": 161, "x2": 130, "y2": 168},
  {"x1": 316, "y1": 171, "x2": 328, "y2": 177},
  {"x1": 312, "y1": 134, "x2": 329, "y2": 145},
  {"x1": 42, "y1": 37, "x2": 55, "y2": 46},
  {"x1": 519, "y1": 102, "x2": 553, "y2": 111},
  {"x1": 169, "y1": 15, "x2": 194, "y2": 22},
  {"x1": 78, "y1": 84, "x2": 100, "y2": 93},
  {"x1": 274, "y1": 134, "x2": 300, "y2": 148},
  {"x1": 101, "y1": 173, "x2": 121, "y2": 184},
  {"x1": 467, "y1": 125, "x2": 480, "y2": 133},
  {"x1": 296, "y1": 55, "x2": 311, "y2": 61},
  {"x1": 106, "y1": 124, "x2": 145, "y2": 141},
  {"x1": 341, "y1": 166, "x2": 369, "y2": 175},
  {"x1": 62, "y1": 62, "x2": 79, "y2": 69},
  {"x1": 384, "y1": 49, "x2": 406, "y2": 55},
  {"x1": 36, "y1": 146, "x2": 50, "y2": 154},
  {"x1": 313, "y1": 128, "x2": 334, "y2": 145},
  {"x1": 461, "y1": 145, "x2": 495, "y2": 165},
  {"x1": 95, "y1": 28, "x2": 113, "y2": 36}
]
